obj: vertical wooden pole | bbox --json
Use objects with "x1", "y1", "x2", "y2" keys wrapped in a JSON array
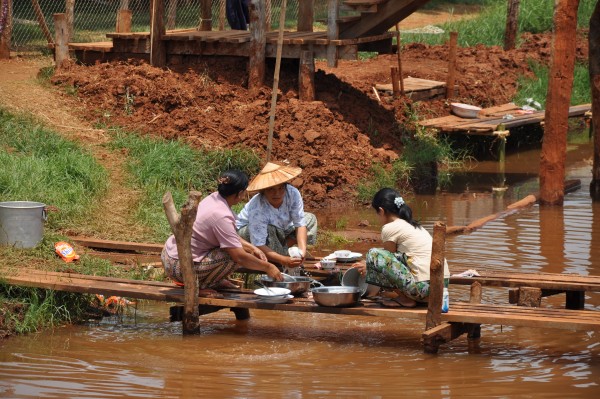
[
  {"x1": 166, "y1": 0, "x2": 177, "y2": 30},
  {"x1": 298, "y1": 0, "x2": 313, "y2": 32},
  {"x1": 150, "y1": 0, "x2": 167, "y2": 67},
  {"x1": 266, "y1": 0, "x2": 287, "y2": 162},
  {"x1": 120, "y1": 0, "x2": 130, "y2": 9},
  {"x1": 390, "y1": 67, "x2": 400, "y2": 98},
  {"x1": 53, "y1": 13, "x2": 70, "y2": 68},
  {"x1": 467, "y1": 282, "x2": 482, "y2": 342},
  {"x1": 504, "y1": 0, "x2": 520, "y2": 50},
  {"x1": 248, "y1": 0, "x2": 266, "y2": 92},
  {"x1": 395, "y1": 23, "x2": 404, "y2": 95},
  {"x1": 299, "y1": 50, "x2": 315, "y2": 101},
  {"x1": 326, "y1": 0, "x2": 338, "y2": 67},
  {"x1": 116, "y1": 9, "x2": 133, "y2": 33},
  {"x1": 32, "y1": 0, "x2": 54, "y2": 46},
  {"x1": 590, "y1": 1, "x2": 600, "y2": 201},
  {"x1": 66, "y1": 0, "x2": 75, "y2": 42},
  {"x1": 219, "y1": 0, "x2": 226, "y2": 30},
  {"x1": 0, "y1": 0, "x2": 12, "y2": 59},
  {"x1": 425, "y1": 221, "x2": 446, "y2": 331},
  {"x1": 539, "y1": 0, "x2": 580, "y2": 205},
  {"x1": 199, "y1": 0, "x2": 212, "y2": 31},
  {"x1": 446, "y1": 31, "x2": 458, "y2": 99}
]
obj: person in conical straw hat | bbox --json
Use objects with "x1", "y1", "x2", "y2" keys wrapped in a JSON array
[{"x1": 237, "y1": 161, "x2": 318, "y2": 274}]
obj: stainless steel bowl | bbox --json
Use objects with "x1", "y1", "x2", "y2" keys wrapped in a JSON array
[
  {"x1": 259, "y1": 275, "x2": 313, "y2": 295},
  {"x1": 311, "y1": 286, "x2": 361, "y2": 307}
]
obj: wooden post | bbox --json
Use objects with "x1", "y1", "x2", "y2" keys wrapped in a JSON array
[
  {"x1": 504, "y1": 0, "x2": 520, "y2": 50},
  {"x1": 390, "y1": 67, "x2": 400, "y2": 98},
  {"x1": 326, "y1": 0, "x2": 338, "y2": 67},
  {"x1": 265, "y1": 0, "x2": 272, "y2": 31},
  {"x1": 53, "y1": 13, "x2": 70, "y2": 68},
  {"x1": 266, "y1": 0, "x2": 287, "y2": 162},
  {"x1": 120, "y1": 0, "x2": 130, "y2": 9},
  {"x1": 166, "y1": 0, "x2": 177, "y2": 30},
  {"x1": 425, "y1": 221, "x2": 446, "y2": 331},
  {"x1": 539, "y1": 0, "x2": 580, "y2": 205},
  {"x1": 163, "y1": 191, "x2": 203, "y2": 335},
  {"x1": 446, "y1": 31, "x2": 458, "y2": 99},
  {"x1": 248, "y1": 0, "x2": 266, "y2": 92},
  {"x1": 395, "y1": 23, "x2": 404, "y2": 95},
  {"x1": 66, "y1": 0, "x2": 75, "y2": 42},
  {"x1": 199, "y1": 0, "x2": 212, "y2": 31},
  {"x1": 32, "y1": 0, "x2": 54, "y2": 46},
  {"x1": 299, "y1": 50, "x2": 315, "y2": 101},
  {"x1": 150, "y1": 0, "x2": 167, "y2": 67},
  {"x1": 467, "y1": 282, "x2": 482, "y2": 349},
  {"x1": 116, "y1": 9, "x2": 133, "y2": 33},
  {"x1": 219, "y1": 0, "x2": 226, "y2": 30},
  {"x1": 298, "y1": 0, "x2": 314, "y2": 32},
  {"x1": 494, "y1": 129, "x2": 509, "y2": 166},
  {"x1": 590, "y1": 1, "x2": 600, "y2": 201},
  {"x1": 0, "y1": 0, "x2": 12, "y2": 59}
]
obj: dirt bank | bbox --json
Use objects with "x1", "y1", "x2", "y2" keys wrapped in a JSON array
[{"x1": 45, "y1": 30, "x2": 589, "y2": 207}]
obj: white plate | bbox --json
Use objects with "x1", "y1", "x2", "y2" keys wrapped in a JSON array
[
  {"x1": 333, "y1": 252, "x2": 362, "y2": 262},
  {"x1": 254, "y1": 287, "x2": 291, "y2": 297},
  {"x1": 258, "y1": 294, "x2": 293, "y2": 304}
]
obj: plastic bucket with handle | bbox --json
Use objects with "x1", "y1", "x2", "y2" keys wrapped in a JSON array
[{"x1": 0, "y1": 201, "x2": 47, "y2": 248}]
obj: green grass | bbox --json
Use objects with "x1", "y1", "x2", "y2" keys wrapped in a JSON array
[
  {"x1": 108, "y1": 129, "x2": 261, "y2": 240},
  {"x1": 513, "y1": 62, "x2": 591, "y2": 108},
  {"x1": 0, "y1": 108, "x2": 109, "y2": 230},
  {"x1": 404, "y1": 0, "x2": 596, "y2": 47}
]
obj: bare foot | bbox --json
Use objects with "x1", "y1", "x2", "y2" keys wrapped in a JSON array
[
  {"x1": 198, "y1": 289, "x2": 224, "y2": 299},
  {"x1": 392, "y1": 291, "x2": 417, "y2": 308}
]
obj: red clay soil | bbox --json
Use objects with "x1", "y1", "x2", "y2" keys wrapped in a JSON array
[{"x1": 51, "y1": 31, "x2": 589, "y2": 208}]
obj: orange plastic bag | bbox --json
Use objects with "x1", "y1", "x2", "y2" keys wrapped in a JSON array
[{"x1": 55, "y1": 241, "x2": 80, "y2": 262}]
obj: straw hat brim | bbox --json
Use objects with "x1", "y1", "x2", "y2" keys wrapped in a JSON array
[{"x1": 247, "y1": 162, "x2": 302, "y2": 192}]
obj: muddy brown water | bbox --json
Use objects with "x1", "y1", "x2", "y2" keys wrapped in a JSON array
[{"x1": 1, "y1": 129, "x2": 600, "y2": 397}]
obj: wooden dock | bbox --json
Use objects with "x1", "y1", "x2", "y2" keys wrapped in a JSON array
[{"x1": 419, "y1": 103, "x2": 592, "y2": 135}]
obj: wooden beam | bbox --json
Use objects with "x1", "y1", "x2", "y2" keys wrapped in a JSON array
[
  {"x1": 248, "y1": 0, "x2": 266, "y2": 92},
  {"x1": 150, "y1": 0, "x2": 167, "y2": 67},
  {"x1": 53, "y1": 13, "x2": 70, "y2": 68},
  {"x1": 539, "y1": 0, "x2": 580, "y2": 205}
]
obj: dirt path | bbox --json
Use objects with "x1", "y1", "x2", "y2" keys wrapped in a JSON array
[{"x1": 0, "y1": 56, "x2": 150, "y2": 241}]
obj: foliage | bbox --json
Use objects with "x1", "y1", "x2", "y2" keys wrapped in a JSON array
[
  {"x1": 108, "y1": 129, "x2": 261, "y2": 240},
  {"x1": 0, "y1": 108, "x2": 108, "y2": 229}
]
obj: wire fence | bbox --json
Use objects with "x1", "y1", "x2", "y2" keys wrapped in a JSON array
[{"x1": 9, "y1": 0, "x2": 338, "y2": 53}]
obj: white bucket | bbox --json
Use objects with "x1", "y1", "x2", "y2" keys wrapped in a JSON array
[{"x1": 0, "y1": 201, "x2": 47, "y2": 248}]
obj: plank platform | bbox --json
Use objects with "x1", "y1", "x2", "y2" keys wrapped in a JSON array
[
  {"x1": 375, "y1": 77, "x2": 451, "y2": 101},
  {"x1": 419, "y1": 103, "x2": 592, "y2": 135},
  {"x1": 2, "y1": 268, "x2": 600, "y2": 332}
]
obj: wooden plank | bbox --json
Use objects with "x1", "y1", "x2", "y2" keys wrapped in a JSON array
[{"x1": 69, "y1": 236, "x2": 163, "y2": 253}]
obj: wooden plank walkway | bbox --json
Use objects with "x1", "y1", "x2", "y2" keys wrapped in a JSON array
[
  {"x1": 2, "y1": 268, "x2": 600, "y2": 332},
  {"x1": 419, "y1": 103, "x2": 592, "y2": 135}
]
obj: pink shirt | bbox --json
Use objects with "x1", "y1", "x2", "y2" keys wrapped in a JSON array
[{"x1": 164, "y1": 192, "x2": 242, "y2": 262}]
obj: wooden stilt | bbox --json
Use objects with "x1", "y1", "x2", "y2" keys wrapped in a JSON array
[
  {"x1": 248, "y1": 0, "x2": 266, "y2": 92},
  {"x1": 298, "y1": 0, "x2": 314, "y2": 32},
  {"x1": 163, "y1": 191, "x2": 203, "y2": 334},
  {"x1": 425, "y1": 221, "x2": 446, "y2": 332},
  {"x1": 590, "y1": 1, "x2": 600, "y2": 200},
  {"x1": 504, "y1": 0, "x2": 520, "y2": 50},
  {"x1": 446, "y1": 31, "x2": 458, "y2": 99},
  {"x1": 326, "y1": 0, "x2": 338, "y2": 68},
  {"x1": 150, "y1": 0, "x2": 167, "y2": 67},
  {"x1": 116, "y1": 9, "x2": 133, "y2": 33},
  {"x1": 199, "y1": 0, "x2": 212, "y2": 31},
  {"x1": 53, "y1": 13, "x2": 70, "y2": 68},
  {"x1": 299, "y1": 50, "x2": 315, "y2": 101},
  {"x1": 539, "y1": 0, "x2": 580, "y2": 205},
  {"x1": 395, "y1": 23, "x2": 404, "y2": 95}
]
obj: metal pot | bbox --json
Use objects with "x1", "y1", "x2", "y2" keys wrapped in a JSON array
[
  {"x1": 259, "y1": 275, "x2": 316, "y2": 295},
  {"x1": 310, "y1": 286, "x2": 361, "y2": 307}
]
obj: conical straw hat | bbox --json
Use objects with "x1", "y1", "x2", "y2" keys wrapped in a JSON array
[{"x1": 247, "y1": 162, "x2": 302, "y2": 192}]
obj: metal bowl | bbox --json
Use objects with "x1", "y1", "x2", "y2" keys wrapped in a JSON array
[
  {"x1": 311, "y1": 286, "x2": 361, "y2": 307},
  {"x1": 259, "y1": 275, "x2": 313, "y2": 295}
]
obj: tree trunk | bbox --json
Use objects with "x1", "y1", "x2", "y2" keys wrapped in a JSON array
[
  {"x1": 163, "y1": 191, "x2": 203, "y2": 335},
  {"x1": 539, "y1": 0, "x2": 580, "y2": 205},
  {"x1": 504, "y1": 0, "x2": 520, "y2": 50},
  {"x1": 590, "y1": 1, "x2": 600, "y2": 200},
  {"x1": 0, "y1": 0, "x2": 12, "y2": 59}
]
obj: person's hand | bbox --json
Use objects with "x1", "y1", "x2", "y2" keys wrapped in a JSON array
[
  {"x1": 252, "y1": 246, "x2": 267, "y2": 261},
  {"x1": 353, "y1": 261, "x2": 367, "y2": 276},
  {"x1": 266, "y1": 264, "x2": 283, "y2": 281},
  {"x1": 285, "y1": 256, "x2": 303, "y2": 268}
]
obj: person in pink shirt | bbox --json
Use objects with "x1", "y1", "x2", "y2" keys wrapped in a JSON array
[{"x1": 161, "y1": 170, "x2": 283, "y2": 297}]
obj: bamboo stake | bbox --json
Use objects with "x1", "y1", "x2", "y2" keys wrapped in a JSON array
[
  {"x1": 395, "y1": 23, "x2": 404, "y2": 95},
  {"x1": 266, "y1": 0, "x2": 287, "y2": 162}
]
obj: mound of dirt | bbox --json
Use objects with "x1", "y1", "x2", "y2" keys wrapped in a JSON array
[{"x1": 51, "y1": 31, "x2": 589, "y2": 208}]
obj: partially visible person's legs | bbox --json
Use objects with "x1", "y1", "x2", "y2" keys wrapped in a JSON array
[{"x1": 283, "y1": 212, "x2": 318, "y2": 247}]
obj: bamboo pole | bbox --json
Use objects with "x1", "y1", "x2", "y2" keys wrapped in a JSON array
[
  {"x1": 163, "y1": 191, "x2": 203, "y2": 334},
  {"x1": 32, "y1": 0, "x2": 54, "y2": 46},
  {"x1": 266, "y1": 0, "x2": 287, "y2": 162},
  {"x1": 395, "y1": 23, "x2": 404, "y2": 95},
  {"x1": 539, "y1": 0, "x2": 580, "y2": 205}
]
